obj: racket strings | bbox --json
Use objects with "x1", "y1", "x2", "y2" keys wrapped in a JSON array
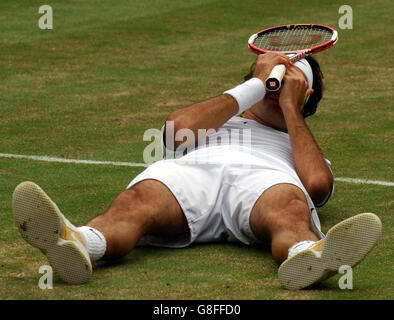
[{"x1": 254, "y1": 28, "x2": 332, "y2": 51}]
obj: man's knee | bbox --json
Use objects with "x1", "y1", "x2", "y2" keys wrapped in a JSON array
[
  {"x1": 104, "y1": 186, "x2": 156, "y2": 230},
  {"x1": 250, "y1": 185, "x2": 311, "y2": 240},
  {"x1": 281, "y1": 199, "x2": 310, "y2": 224},
  {"x1": 105, "y1": 180, "x2": 188, "y2": 235}
]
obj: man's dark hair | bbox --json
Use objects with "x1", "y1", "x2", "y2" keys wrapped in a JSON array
[{"x1": 243, "y1": 56, "x2": 324, "y2": 118}]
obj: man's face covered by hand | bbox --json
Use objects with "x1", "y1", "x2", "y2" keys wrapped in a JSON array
[{"x1": 246, "y1": 64, "x2": 312, "y2": 132}]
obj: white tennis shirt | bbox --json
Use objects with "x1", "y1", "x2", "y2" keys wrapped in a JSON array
[{"x1": 163, "y1": 115, "x2": 333, "y2": 208}]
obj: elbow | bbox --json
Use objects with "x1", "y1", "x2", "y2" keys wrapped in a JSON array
[
  {"x1": 165, "y1": 111, "x2": 188, "y2": 134},
  {"x1": 305, "y1": 173, "x2": 334, "y2": 206},
  {"x1": 164, "y1": 112, "x2": 193, "y2": 150},
  {"x1": 165, "y1": 112, "x2": 180, "y2": 130}
]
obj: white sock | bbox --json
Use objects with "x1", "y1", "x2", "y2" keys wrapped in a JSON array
[
  {"x1": 287, "y1": 240, "x2": 316, "y2": 259},
  {"x1": 77, "y1": 226, "x2": 107, "y2": 262}
]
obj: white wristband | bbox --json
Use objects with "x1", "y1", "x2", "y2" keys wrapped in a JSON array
[{"x1": 223, "y1": 77, "x2": 266, "y2": 114}]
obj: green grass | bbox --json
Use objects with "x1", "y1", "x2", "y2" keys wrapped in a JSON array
[{"x1": 0, "y1": 0, "x2": 393, "y2": 299}]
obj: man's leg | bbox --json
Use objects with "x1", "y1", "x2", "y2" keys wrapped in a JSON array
[
  {"x1": 249, "y1": 183, "x2": 382, "y2": 290},
  {"x1": 12, "y1": 179, "x2": 188, "y2": 284},
  {"x1": 249, "y1": 183, "x2": 318, "y2": 264},
  {"x1": 86, "y1": 179, "x2": 188, "y2": 260}
]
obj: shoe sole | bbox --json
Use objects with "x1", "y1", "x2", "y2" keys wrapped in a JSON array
[
  {"x1": 12, "y1": 181, "x2": 92, "y2": 284},
  {"x1": 278, "y1": 212, "x2": 382, "y2": 290}
]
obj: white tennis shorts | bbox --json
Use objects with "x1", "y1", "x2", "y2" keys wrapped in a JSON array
[{"x1": 126, "y1": 146, "x2": 325, "y2": 248}]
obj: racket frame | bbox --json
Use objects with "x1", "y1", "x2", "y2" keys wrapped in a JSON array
[
  {"x1": 247, "y1": 24, "x2": 338, "y2": 91},
  {"x1": 248, "y1": 23, "x2": 338, "y2": 56}
]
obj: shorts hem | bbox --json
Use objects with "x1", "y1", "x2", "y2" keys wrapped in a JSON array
[
  {"x1": 127, "y1": 175, "x2": 203, "y2": 248},
  {"x1": 242, "y1": 181, "x2": 324, "y2": 244}
]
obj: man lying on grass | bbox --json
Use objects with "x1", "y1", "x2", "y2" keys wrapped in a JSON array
[{"x1": 12, "y1": 53, "x2": 381, "y2": 290}]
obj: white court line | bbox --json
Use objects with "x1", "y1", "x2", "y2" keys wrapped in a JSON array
[
  {"x1": 0, "y1": 152, "x2": 393, "y2": 187},
  {"x1": 0, "y1": 153, "x2": 148, "y2": 168},
  {"x1": 334, "y1": 177, "x2": 394, "y2": 187}
]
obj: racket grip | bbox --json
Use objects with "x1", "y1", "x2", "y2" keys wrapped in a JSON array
[{"x1": 265, "y1": 64, "x2": 286, "y2": 91}]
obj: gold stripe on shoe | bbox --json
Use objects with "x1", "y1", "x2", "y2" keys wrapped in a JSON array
[
  {"x1": 60, "y1": 221, "x2": 84, "y2": 245},
  {"x1": 310, "y1": 239, "x2": 324, "y2": 252},
  {"x1": 278, "y1": 213, "x2": 382, "y2": 290},
  {"x1": 12, "y1": 181, "x2": 92, "y2": 284}
]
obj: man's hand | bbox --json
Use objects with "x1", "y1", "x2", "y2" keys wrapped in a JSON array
[
  {"x1": 253, "y1": 53, "x2": 290, "y2": 83},
  {"x1": 279, "y1": 66, "x2": 314, "y2": 115}
]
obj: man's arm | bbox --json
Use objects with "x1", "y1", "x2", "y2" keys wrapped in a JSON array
[
  {"x1": 279, "y1": 67, "x2": 334, "y2": 205},
  {"x1": 165, "y1": 53, "x2": 290, "y2": 149},
  {"x1": 165, "y1": 94, "x2": 238, "y2": 149}
]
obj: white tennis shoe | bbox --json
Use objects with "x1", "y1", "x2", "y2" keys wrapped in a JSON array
[
  {"x1": 278, "y1": 212, "x2": 382, "y2": 290},
  {"x1": 12, "y1": 181, "x2": 92, "y2": 284}
]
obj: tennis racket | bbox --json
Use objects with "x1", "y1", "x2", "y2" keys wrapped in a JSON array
[{"x1": 248, "y1": 24, "x2": 338, "y2": 91}]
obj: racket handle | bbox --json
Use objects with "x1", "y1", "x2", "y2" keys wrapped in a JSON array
[{"x1": 265, "y1": 64, "x2": 286, "y2": 91}]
